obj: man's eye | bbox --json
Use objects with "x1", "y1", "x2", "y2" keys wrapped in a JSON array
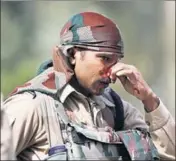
[{"x1": 101, "y1": 56, "x2": 110, "y2": 62}]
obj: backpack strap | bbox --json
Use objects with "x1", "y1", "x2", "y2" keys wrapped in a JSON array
[{"x1": 103, "y1": 88, "x2": 124, "y2": 131}]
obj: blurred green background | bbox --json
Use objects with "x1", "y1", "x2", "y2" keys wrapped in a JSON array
[{"x1": 1, "y1": 1, "x2": 175, "y2": 117}]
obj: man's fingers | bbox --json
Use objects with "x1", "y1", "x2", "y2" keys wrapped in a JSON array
[
  {"x1": 110, "y1": 63, "x2": 136, "y2": 77},
  {"x1": 110, "y1": 67, "x2": 124, "y2": 82},
  {"x1": 118, "y1": 76, "x2": 140, "y2": 95},
  {"x1": 111, "y1": 62, "x2": 127, "y2": 74},
  {"x1": 109, "y1": 63, "x2": 140, "y2": 85},
  {"x1": 116, "y1": 69, "x2": 137, "y2": 84}
]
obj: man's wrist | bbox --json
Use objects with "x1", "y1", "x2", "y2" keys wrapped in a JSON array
[{"x1": 142, "y1": 92, "x2": 160, "y2": 113}]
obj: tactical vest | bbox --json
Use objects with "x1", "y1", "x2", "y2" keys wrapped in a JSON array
[{"x1": 15, "y1": 88, "x2": 159, "y2": 161}]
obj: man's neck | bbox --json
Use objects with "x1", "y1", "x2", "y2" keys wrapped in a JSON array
[{"x1": 69, "y1": 76, "x2": 92, "y2": 98}]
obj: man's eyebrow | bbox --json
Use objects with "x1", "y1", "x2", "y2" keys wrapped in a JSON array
[
  {"x1": 95, "y1": 53, "x2": 123, "y2": 60},
  {"x1": 96, "y1": 53, "x2": 115, "y2": 57}
]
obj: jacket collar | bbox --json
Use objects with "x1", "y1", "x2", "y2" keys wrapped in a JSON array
[{"x1": 59, "y1": 84, "x2": 115, "y2": 108}]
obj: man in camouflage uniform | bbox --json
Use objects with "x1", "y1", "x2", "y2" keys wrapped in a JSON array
[{"x1": 2, "y1": 12, "x2": 174, "y2": 160}]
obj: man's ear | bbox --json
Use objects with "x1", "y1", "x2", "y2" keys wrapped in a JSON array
[
  {"x1": 68, "y1": 48, "x2": 76, "y2": 65},
  {"x1": 69, "y1": 57, "x2": 76, "y2": 65}
]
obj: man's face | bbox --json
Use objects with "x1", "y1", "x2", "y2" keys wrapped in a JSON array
[{"x1": 73, "y1": 50, "x2": 120, "y2": 95}]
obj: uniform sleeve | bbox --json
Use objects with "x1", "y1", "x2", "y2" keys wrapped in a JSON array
[
  {"x1": 2, "y1": 93, "x2": 44, "y2": 156},
  {"x1": 145, "y1": 99, "x2": 175, "y2": 160},
  {"x1": 122, "y1": 100, "x2": 149, "y2": 130}
]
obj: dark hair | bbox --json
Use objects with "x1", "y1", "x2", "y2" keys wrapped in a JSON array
[{"x1": 67, "y1": 47, "x2": 87, "y2": 59}]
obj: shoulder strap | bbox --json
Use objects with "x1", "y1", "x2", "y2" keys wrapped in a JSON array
[{"x1": 103, "y1": 88, "x2": 124, "y2": 131}]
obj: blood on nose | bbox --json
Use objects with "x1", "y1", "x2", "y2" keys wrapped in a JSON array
[{"x1": 100, "y1": 68, "x2": 112, "y2": 78}]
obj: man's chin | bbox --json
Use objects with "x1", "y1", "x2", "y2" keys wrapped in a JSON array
[{"x1": 93, "y1": 87, "x2": 106, "y2": 95}]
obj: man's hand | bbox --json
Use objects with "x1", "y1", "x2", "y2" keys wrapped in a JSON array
[{"x1": 110, "y1": 62, "x2": 159, "y2": 112}]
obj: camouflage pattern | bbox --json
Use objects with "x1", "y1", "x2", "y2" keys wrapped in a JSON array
[
  {"x1": 9, "y1": 67, "x2": 66, "y2": 96},
  {"x1": 64, "y1": 124, "x2": 122, "y2": 160},
  {"x1": 46, "y1": 117, "x2": 159, "y2": 160},
  {"x1": 117, "y1": 130, "x2": 160, "y2": 160},
  {"x1": 60, "y1": 12, "x2": 124, "y2": 57}
]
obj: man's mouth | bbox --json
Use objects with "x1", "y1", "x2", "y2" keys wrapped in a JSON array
[
  {"x1": 99, "y1": 82, "x2": 109, "y2": 88},
  {"x1": 96, "y1": 77, "x2": 111, "y2": 89},
  {"x1": 100, "y1": 77, "x2": 111, "y2": 84}
]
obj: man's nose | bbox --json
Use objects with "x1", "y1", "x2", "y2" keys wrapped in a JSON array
[
  {"x1": 103, "y1": 61, "x2": 119, "y2": 77},
  {"x1": 101, "y1": 67, "x2": 112, "y2": 78}
]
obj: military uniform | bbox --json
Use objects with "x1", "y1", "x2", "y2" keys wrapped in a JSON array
[{"x1": 2, "y1": 82, "x2": 174, "y2": 160}]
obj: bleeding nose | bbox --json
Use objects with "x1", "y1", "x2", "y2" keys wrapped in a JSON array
[{"x1": 101, "y1": 68, "x2": 112, "y2": 78}]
